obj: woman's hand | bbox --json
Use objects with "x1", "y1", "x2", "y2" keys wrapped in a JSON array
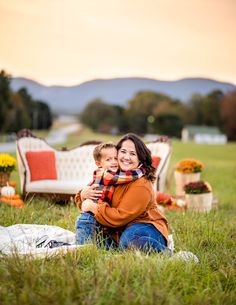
[
  {"x1": 81, "y1": 199, "x2": 98, "y2": 214},
  {"x1": 81, "y1": 184, "x2": 103, "y2": 201}
]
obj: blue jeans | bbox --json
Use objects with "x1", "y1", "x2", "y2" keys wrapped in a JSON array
[
  {"x1": 119, "y1": 223, "x2": 169, "y2": 254},
  {"x1": 76, "y1": 214, "x2": 169, "y2": 254},
  {"x1": 75, "y1": 212, "x2": 118, "y2": 250},
  {"x1": 75, "y1": 212, "x2": 99, "y2": 244},
  {"x1": 75, "y1": 212, "x2": 117, "y2": 249}
]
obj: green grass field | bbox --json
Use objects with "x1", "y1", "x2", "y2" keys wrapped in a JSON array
[{"x1": 0, "y1": 129, "x2": 236, "y2": 305}]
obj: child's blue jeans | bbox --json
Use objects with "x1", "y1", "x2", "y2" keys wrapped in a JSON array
[
  {"x1": 75, "y1": 212, "x2": 117, "y2": 249},
  {"x1": 75, "y1": 212, "x2": 99, "y2": 244}
]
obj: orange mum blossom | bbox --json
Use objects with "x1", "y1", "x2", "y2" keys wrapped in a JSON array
[{"x1": 175, "y1": 159, "x2": 204, "y2": 174}]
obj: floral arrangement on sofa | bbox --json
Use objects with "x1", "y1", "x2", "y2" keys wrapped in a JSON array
[{"x1": 175, "y1": 159, "x2": 204, "y2": 174}]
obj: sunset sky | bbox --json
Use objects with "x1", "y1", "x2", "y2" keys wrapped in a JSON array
[{"x1": 0, "y1": 0, "x2": 236, "y2": 86}]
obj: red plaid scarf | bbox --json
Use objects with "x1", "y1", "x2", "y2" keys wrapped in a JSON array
[{"x1": 90, "y1": 167, "x2": 146, "y2": 205}]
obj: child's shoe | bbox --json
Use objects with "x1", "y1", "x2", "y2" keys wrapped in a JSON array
[
  {"x1": 171, "y1": 251, "x2": 199, "y2": 264},
  {"x1": 36, "y1": 236, "x2": 70, "y2": 248}
]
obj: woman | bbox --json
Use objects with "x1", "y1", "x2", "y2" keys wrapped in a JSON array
[{"x1": 75, "y1": 133, "x2": 170, "y2": 253}]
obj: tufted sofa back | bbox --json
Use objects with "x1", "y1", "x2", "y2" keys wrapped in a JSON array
[{"x1": 56, "y1": 146, "x2": 96, "y2": 182}]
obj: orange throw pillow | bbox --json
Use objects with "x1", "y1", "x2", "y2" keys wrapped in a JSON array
[
  {"x1": 152, "y1": 156, "x2": 161, "y2": 168},
  {"x1": 26, "y1": 151, "x2": 57, "y2": 181}
]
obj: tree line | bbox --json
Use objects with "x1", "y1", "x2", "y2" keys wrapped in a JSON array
[
  {"x1": 80, "y1": 89, "x2": 236, "y2": 140},
  {"x1": 1, "y1": 69, "x2": 235, "y2": 140},
  {"x1": 0, "y1": 70, "x2": 52, "y2": 133}
]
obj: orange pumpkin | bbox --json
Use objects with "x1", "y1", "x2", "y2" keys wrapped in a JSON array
[
  {"x1": 8, "y1": 181, "x2": 17, "y2": 188},
  {"x1": 156, "y1": 192, "x2": 176, "y2": 206},
  {"x1": 164, "y1": 205, "x2": 185, "y2": 211},
  {"x1": 0, "y1": 194, "x2": 20, "y2": 201},
  {"x1": 9, "y1": 199, "x2": 24, "y2": 208},
  {"x1": 0, "y1": 195, "x2": 24, "y2": 208}
]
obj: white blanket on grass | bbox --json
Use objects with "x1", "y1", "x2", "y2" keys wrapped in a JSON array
[
  {"x1": 0, "y1": 224, "x2": 174, "y2": 258},
  {"x1": 0, "y1": 224, "x2": 82, "y2": 257}
]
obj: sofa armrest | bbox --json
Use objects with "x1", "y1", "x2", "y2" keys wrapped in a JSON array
[{"x1": 146, "y1": 139, "x2": 172, "y2": 192}]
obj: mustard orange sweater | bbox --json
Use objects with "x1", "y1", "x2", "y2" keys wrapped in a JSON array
[{"x1": 75, "y1": 177, "x2": 169, "y2": 243}]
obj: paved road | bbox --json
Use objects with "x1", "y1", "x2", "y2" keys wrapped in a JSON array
[
  {"x1": 0, "y1": 116, "x2": 80, "y2": 153},
  {"x1": 44, "y1": 124, "x2": 80, "y2": 145},
  {"x1": 0, "y1": 142, "x2": 16, "y2": 153}
]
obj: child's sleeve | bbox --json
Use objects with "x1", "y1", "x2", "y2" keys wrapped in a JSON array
[{"x1": 101, "y1": 167, "x2": 146, "y2": 186}]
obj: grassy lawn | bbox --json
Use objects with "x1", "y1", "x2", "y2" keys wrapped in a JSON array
[{"x1": 0, "y1": 129, "x2": 236, "y2": 305}]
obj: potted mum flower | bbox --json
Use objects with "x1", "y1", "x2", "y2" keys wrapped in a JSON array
[
  {"x1": 184, "y1": 181, "x2": 213, "y2": 212},
  {"x1": 174, "y1": 159, "x2": 204, "y2": 197},
  {"x1": 0, "y1": 153, "x2": 17, "y2": 187}
]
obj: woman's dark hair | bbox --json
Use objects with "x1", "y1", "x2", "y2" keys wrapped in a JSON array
[{"x1": 116, "y1": 133, "x2": 156, "y2": 182}]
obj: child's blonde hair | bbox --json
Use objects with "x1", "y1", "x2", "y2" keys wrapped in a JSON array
[{"x1": 93, "y1": 142, "x2": 117, "y2": 162}]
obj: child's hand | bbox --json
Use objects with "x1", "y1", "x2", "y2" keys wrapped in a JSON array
[
  {"x1": 82, "y1": 199, "x2": 98, "y2": 214},
  {"x1": 81, "y1": 184, "x2": 103, "y2": 201}
]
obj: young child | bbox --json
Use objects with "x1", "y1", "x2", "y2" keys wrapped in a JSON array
[{"x1": 75, "y1": 142, "x2": 145, "y2": 245}]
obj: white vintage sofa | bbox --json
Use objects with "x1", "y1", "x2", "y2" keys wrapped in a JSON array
[
  {"x1": 146, "y1": 139, "x2": 172, "y2": 192},
  {"x1": 16, "y1": 129, "x2": 101, "y2": 199},
  {"x1": 16, "y1": 130, "x2": 171, "y2": 200}
]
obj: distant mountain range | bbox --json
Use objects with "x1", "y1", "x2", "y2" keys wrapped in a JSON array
[{"x1": 11, "y1": 77, "x2": 236, "y2": 114}]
